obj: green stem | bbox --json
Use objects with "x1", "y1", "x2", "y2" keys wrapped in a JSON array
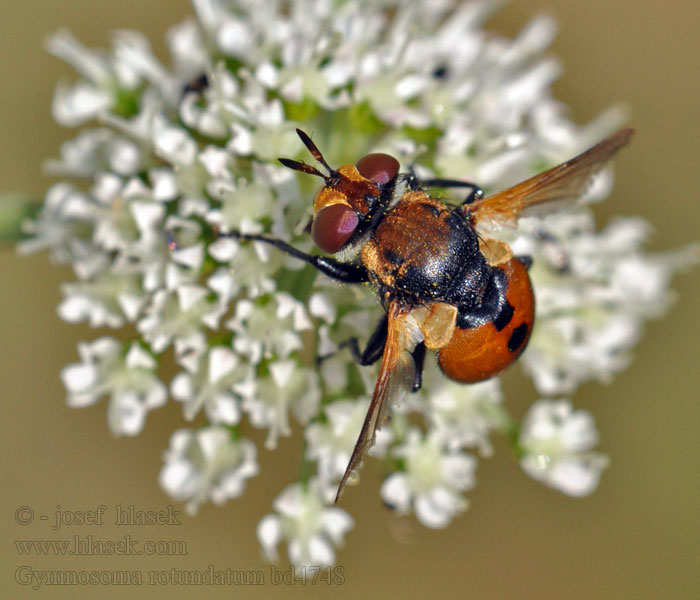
[
  {"x1": 298, "y1": 438, "x2": 314, "y2": 488},
  {"x1": 488, "y1": 403, "x2": 524, "y2": 458},
  {"x1": 227, "y1": 424, "x2": 241, "y2": 441}
]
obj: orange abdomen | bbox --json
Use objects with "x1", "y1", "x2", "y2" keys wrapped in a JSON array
[{"x1": 437, "y1": 257, "x2": 534, "y2": 383}]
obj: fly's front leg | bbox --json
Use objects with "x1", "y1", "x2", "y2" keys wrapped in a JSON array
[
  {"x1": 319, "y1": 313, "x2": 388, "y2": 366},
  {"x1": 221, "y1": 231, "x2": 369, "y2": 283}
]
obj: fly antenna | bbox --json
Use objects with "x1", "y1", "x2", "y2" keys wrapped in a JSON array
[
  {"x1": 277, "y1": 157, "x2": 326, "y2": 179},
  {"x1": 295, "y1": 129, "x2": 335, "y2": 174}
]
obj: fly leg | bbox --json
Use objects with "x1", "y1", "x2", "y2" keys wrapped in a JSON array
[
  {"x1": 320, "y1": 313, "x2": 388, "y2": 366},
  {"x1": 219, "y1": 231, "x2": 369, "y2": 283},
  {"x1": 410, "y1": 342, "x2": 426, "y2": 392},
  {"x1": 406, "y1": 172, "x2": 484, "y2": 205},
  {"x1": 420, "y1": 178, "x2": 485, "y2": 206},
  {"x1": 320, "y1": 314, "x2": 427, "y2": 394}
]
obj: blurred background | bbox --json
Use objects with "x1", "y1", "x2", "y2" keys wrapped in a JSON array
[{"x1": 2, "y1": 1, "x2": 698, "y2": 598}]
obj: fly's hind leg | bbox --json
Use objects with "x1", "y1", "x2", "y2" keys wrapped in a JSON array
[
  {"x1": 319, "y1": 314, "x2": 427, "y2": 394},
  {"x1": 420, "y1": 178, "x2": 485, "y2": 206},
  {"x1": 406, "y1": 173, "x2": 484, "y2": 206},
  {"x1": 410, "y1": 342, "x2": 426, "y2": 392}
]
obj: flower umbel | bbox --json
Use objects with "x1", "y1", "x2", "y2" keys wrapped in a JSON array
[
  {"x1": 519, "y1": 399, "x2": 608, "y2": 497},
  {"x1": 22, "y1": 0, "x2": 696, "y2": 566},
  {"x1": 257, "y1": 479, "x2": 353, "y2": 567},
  {"x1": 60, "y1": 338, "x2": 166, "y2": 436},
  {"x1": 381, "y1": 427, "x2": 477, "y2": 529},
  {"x1": 160, "y1": 426, "x2": 259, "y2": 514}
]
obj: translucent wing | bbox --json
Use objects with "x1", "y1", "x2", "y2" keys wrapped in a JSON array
[
  {"x1": 468, "y1": 128, "x2": 634, "y2": 231},
  {"x1": 335, "y1": 301, "x2": 421, "y2": 504}
]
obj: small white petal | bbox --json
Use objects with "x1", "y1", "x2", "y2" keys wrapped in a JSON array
[
  {"x1": 176, "y1": 284, "x2": 207, "y2": 311},
  {"x1": 125, "y1": 343, "x2": 156, "y2": 369},
  {"x1": 256, "y1": 62, "x2": 279, "y2": 87},
  {"x1": 414, "y1": 493, "x2": 453, "y2": 529},
  {"x1": 130, "y1": 200, "x2": 164, "y2": 231},
  {"x1": 171, "y1": 243, "x2": 204, "y2": 270},
  {"x1": 207, "y1": 268, "x2": 238, "y2": 301},
  {"x1": 208, "y1": 394, "x2": 239, "y2": 424},
  {"x1": 52, "y1": 82, "x2": 112, "y2": 127},
  {"x1": 321, "y1": 509, "x2": 354, "y2": 544},
  {"x1": 547, "y1": 456, "x2": 608, "y2": 497},
  {"x1": 257, "y1": 515, "x2": 282, "y2": 559},
  {"x1": 159, "y1": 460, "x2": 200, "y2": 499},
  {"x1": 150, "y1": 169, "x2": 178, "y2": 201},
  {"x1": 309, "y1": 293, "x2": 336, "y2": 323},
  {"x1": 380, "y1": 473, "x2": 412, "y2": 511},
  {"x1": 109, "y1": 392, "x2": 146, "y2": 436},
  {"x1": 307, "y1": 535, "x2": 334, "y2": 566},
  {"x1": 61, "y1": 363, "x2": 98, "y2": 393},
  {"x1": 170, "y1": 373, "x2": 194, "y2": 401},
  {"x1": 269, "y1": 360, "x2": 295, "y2": 388},
  {"x1": 57, "y1": 295, "x2": 93, "y2": 323},
  {"x1": 117, "y1": 294, "x2": 144, "y2": 321},
  {"x1": 208, "y1": 347, "x2": 238, "y2": 384},
  {"x1": 208, "y1": 238, "x2": 239, "y2": 261},
  {"x1": 154, "y1": 126, "x2": 197, "y2": 165}
]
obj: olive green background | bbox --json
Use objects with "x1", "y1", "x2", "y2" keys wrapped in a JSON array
[{"x1": 2, "y1": 1, "x2": 698, "y2": 598}]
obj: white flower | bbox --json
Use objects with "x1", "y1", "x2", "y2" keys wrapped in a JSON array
[
  {"x1": 43, "y1": 128, "x2": 127, "y2": 178},
  {"x1": 171, "y1": 345, "x2": 252, "y2": 424},
  {"x1": 58, "y1": 268, "x2": 145, "y2": 327},
  {"x1": 18, "y1": 183, "x2": 96, "y2": 263},
  {"x1": 112, "y1": 30, "x2": 182, "y2": 107},
  {"x1": 46, "y1": 29, "x2": 135, "y2": 126},
  {"x1": 380, "y1": 427, "x2": 477, "y2": 528},
  {"x1": 137, "y1": 216, "x2": 203, "y2": 292},
  {"x1": 510, "y1": 214, "x2": 698, "y2": 395},
  {"x1": 137, "y1": 284, "x2": 228, "y2": 354},
  {"x1": 244, "y1": 361, "x2": 320, "y2": 450},
  {"x1": 166, "y1": 18, "x2": 208, "y2": 80},
  {"x1": 305, "y1": 399, "x2": 372, "y2": 486},
  {"x1": 228, "y1": 292, "x2": 312, "y2": 363},
  {"x1": 519, "y1": 399, "x2": 608, "y2": 496},
  {"x1": 89, "y1": 175, "x2": 167, "y2": 253},
  {"x1": 257, "y1": 479, "x2": 353, "y2": 566},
  {"x1": 209, "y1": 239, "x2": 283, "y2": 298},
  {"x1": 208, "y1": 168, "x2": 278, "y2": 232},
  {"x1": 160, "y1": 427, "x2": 259, "y2": 514},
  {"x1": 427, "y1": 373, "x2": 505, "y2": 456},
  {"x1": 60, "y1": 339, "x2": 166, "y2": 435}
]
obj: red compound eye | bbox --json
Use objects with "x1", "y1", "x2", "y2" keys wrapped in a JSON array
[
  {"x1": 355, "y1": 153, "x2": 400, "y2": 184},
  {"x1": 311, "y1": 204, "x2": 360, "y2": 253}
]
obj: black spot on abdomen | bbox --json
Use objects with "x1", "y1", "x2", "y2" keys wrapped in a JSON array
[
  {"x1": 493, "y1": 302, "x2": 514, "y2": 331},
  {"x1": 507, "y1": 323, "x2": 529, "y2": 353}
]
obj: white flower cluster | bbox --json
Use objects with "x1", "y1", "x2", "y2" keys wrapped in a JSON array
[
  {"x1": 508, "y1": 213, "x2": 697, "y2": 395},
  {"x1": 518, "y1": 400, "x2": 608, "y2": 497},
  {"x1": 21, "y1": 0, "x2": 695, "y2": 565}
]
